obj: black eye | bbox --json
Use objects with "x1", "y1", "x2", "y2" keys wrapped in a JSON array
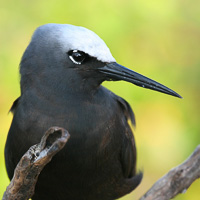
[{"x1": 68, "y1": 50, "x2": 86, "y2": 65}]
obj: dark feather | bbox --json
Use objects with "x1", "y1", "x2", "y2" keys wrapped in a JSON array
[
  {"x1": 115, "y1": 95, "x2": 136, "y2": 126},
  {"x1": 9, "y1": 97, "x2": 20, "y2": 114}
]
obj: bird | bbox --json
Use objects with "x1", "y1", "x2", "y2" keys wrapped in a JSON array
[{"x1": 5, "y1": 24, "x2": 182, "y2": 200}]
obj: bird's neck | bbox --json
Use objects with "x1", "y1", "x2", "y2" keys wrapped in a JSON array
[{"x1": 21, "y1": 76, "x2": 101, "y2": 108}]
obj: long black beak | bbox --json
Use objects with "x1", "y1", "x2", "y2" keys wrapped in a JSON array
[{"x1": 99, "y1": 62, "x2": 182, "y2": 98}]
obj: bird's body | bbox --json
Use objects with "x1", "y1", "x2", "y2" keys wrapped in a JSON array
[
  {"x1": 5, "y1": 24, "x2": 181, "y2": 200},
  {"x1": 7, "y1": 84, "x2": 140, "y2": 200}
]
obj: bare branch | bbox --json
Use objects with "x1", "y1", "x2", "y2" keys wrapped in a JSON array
[
  {"x1": 140, "y1": 145, "x2": 200, "y2": 200},
  {"x1": 3, "y1": 128, "x2": 199, "y2": 200},
  {"x1": 3, "y1": 127, "x2": 70, "y2": 200}
]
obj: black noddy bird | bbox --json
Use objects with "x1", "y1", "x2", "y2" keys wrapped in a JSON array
[{"x1": 5, "y1": 24, "x2": 182, "y2": 200}]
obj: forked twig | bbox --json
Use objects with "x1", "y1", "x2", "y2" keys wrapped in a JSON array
[{"x1": 3, "y1": 127, "x2": 70, "y2": 200}]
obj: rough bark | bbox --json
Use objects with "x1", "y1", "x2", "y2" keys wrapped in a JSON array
[
  {"x1": 139, "y1": 145, "x2": 200, "y2": 200},
  {"x1": 3, "y1": 127, "x2": 70, "y2": 200}
]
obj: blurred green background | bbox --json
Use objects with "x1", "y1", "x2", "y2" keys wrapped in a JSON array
[{"x1": 0, "y1": 0, "x2": 200, "y2": 199}]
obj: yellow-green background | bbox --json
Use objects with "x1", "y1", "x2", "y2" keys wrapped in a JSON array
[{"x1": 0, "y1": 0, "x2": 199, "y2": 199}]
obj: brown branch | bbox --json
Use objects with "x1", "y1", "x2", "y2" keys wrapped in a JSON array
[
  {"x1": 3, "y1": 127, "x2": 70, "y2": 200},
  {"x1": 3, "y1": 128, "x2": 199, "y2": 200},
  {"x1": 140, "y1": 145, "x2": 200, "y2": 200}
]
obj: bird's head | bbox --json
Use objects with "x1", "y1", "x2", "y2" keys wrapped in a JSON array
[{"x1": 20, "y1": 23, "x2": 181, "y2": 98}]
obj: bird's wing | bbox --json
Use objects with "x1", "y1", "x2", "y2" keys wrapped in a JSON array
[
  {"x1": 115, "y1": 96, "x2": 136, "y2": 126},
  {"x1": 120, "y1": 126, "x2": 137, "y2": 178},
  {"x1": 115, "y1": 96, "x2": 137, "y2": 178},
  {"x1": 9, "y1": 97, "x2": 20, "y2": 114}
]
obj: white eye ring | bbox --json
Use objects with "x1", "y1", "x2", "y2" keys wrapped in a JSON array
[{"x1": 69, "y1": 50, "x2": 86, "y2": 65}]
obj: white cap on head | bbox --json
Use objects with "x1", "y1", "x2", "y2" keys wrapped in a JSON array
[{"x1": 32, "y1": 23, "x2": 116, "y2": 63}]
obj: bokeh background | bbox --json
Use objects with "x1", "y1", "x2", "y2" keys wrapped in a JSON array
[{"x1": 0, "y1": 0, "x2": 200, "y2": 199}]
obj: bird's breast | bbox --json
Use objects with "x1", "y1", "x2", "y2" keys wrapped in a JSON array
[{"x1": 16, "y1": 87, "x2": 124, "y2": 152}]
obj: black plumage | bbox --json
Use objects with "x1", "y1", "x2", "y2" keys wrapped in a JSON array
[{"x1": 5, "y1": 24, "x2": 181, "y2": 200}]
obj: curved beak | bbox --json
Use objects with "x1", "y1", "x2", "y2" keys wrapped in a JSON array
[{"x1": 99, "y1": 62, "x2": 182, "y2": 98}]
